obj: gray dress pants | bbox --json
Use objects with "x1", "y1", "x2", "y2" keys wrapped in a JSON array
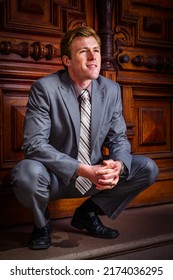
[{"x1": 11, "y1": 155, "x2": 159, "y2": 228}]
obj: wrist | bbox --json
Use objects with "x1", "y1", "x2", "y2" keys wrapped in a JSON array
[
  {"x1": 71, "y1": 163, "x2": 83, "y2": 181},
  {"x1": 117, "y1": 160, "x2": 125, "y2": 175},
  {"x1": 76, "y1": 163, "x2": 90, "y2": 177}
]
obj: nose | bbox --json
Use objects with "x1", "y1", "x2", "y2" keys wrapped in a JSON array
[{"x1": 87, "y1": 50, "x2": 95, "y2": 60}]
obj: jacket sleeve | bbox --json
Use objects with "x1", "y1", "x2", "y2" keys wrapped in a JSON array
[
  {"x1": 103, "y1": 83, "x2": 132, "y2": 173},
  {"x1": 22, "y1": 79, "x2": 79, "y2": 186}
]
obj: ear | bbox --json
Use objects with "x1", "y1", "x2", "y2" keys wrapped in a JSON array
[{"x1": 62, "y1": 55, "x2": 70, "y2": 67}]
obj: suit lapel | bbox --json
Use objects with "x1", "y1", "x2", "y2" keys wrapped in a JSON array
[
  {"x1": 91, "y1": 80, "x2": 105, "y2": 151},
  {"x1": 59, "y1": 72, "x2": 80, "y2": 144}
]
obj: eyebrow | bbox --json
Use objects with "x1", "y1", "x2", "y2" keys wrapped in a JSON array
[{"x1": 78, "y1": 46, "x2": 100, "y2": 51}]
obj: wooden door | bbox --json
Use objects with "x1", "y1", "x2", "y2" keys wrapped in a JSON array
[{"x1": 113, "y1": 0, "x2": 173, "y2": 206}]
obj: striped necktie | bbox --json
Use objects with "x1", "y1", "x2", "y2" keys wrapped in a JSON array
[{"x1": 75, "y1": 89, "x2": 92, "y2": 195}]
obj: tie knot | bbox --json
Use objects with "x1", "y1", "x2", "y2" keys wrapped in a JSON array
[{"x1": 80, "y1": 89, "x2": 90, "y2": 101}]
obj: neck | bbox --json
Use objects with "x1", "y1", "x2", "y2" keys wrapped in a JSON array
[
  {"x1": 68, "y1": 74, "x2": 91, "y2": 89},
  {"x1": 72, "y1": 79, "x2": 91, "y2": 89}
]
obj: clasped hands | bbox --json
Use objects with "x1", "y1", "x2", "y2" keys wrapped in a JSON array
[
  {"x1": 94, "y1": 159, "x2": 121, "y2": 190},
  {"x1": 77, "y1": 159, "x2": 122, "y2": 191}
]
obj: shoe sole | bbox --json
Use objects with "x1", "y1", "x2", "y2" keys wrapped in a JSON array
[{"x1": 28, "y1": 241, "x2": 52, "y2": 250}]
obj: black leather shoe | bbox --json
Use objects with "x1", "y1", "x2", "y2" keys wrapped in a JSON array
[
  {"x1": 71, "y1": 208, "x2": 119, "y2": 239},
  {"x1": 28, "y1": 222, "x2": 52, "y2": 250}
]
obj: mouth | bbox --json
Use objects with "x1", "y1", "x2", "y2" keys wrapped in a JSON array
[{"x1": 87, "y1": 64, "x2": 98, "y2": 68}]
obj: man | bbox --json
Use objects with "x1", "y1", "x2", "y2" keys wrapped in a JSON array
[{"x1": 11, "y1": 26, "x2": 159, "y2": 250}]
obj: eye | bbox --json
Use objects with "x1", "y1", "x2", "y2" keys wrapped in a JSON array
[{"x1": 79, "y1": 49, "x2": 87, "y2": 53}]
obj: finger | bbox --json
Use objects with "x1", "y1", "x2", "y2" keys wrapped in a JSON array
[
  {"x1": 98, "y1": 177, "x2": 115, "y2": 185},
  {"x1": 111, "y1": 176, "x2": 119, "y2": 186},
  {"x1": 103, "y1": 160, "x2": 119, "y2": 168},
  {"x1": 97, "y1": 172, "x2": 119, "y2": 184},
  {"x1": 96, "y1": 167, "x2": 118, "y2": 175},
  {"x1": 97, "y1": 176, "x2": 119, "y2": 188}
]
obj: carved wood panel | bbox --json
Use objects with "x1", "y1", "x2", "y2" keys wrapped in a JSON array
[
  {"x1": 114, "y1": 0, "x2": 173, "y2": 156},
  {"x1": 1, "y1": 0, "x2": 86, "y2": 35},
  {"x1": 133, "y1": 98, "x2": 171, "y2": 153},
  {"x1": 114, "y1": 0, "x2": 173, "y2": 73},
  {"x1": 116, "y1": 0, "x2": 173, "y2": 48},
  {"x1": 0, "y1": 91, "x2": 28, "y2": 168},
  {"x1": 116, "y1": 48, "x2": 173, "y2": 72},
  {"x1": 114, "y1": 0, "x2": 173, "y2": 211}
]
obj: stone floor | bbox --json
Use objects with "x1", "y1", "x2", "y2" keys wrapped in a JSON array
[{"x1": 0, "y1": 203, "x2": 173, "y2": 260}]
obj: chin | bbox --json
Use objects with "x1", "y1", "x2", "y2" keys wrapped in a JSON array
[{"x1": 89, "y1": 73, "x2": 100, "y2": 79}]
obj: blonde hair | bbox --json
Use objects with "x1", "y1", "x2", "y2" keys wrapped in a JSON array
[{"x1": 60, "y1": 26, "x2": 101, "y2": 60}]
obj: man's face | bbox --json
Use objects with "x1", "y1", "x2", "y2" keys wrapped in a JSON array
[{"x1": 62, "y1": 36, "x2": 101, "y2": 86}]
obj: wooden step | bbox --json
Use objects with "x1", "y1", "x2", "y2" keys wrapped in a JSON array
[{"x1": 0, "y1": 204, "x2": 173, "y2": 260}]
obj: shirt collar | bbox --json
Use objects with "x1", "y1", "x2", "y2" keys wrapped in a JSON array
[{"x1": 70, "y1": 80, "x2": 92, "y2": 99}]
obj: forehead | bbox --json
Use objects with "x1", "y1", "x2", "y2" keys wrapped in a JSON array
[{"x1": 70, "y1": 36, "x2": 100, "y2": 50}]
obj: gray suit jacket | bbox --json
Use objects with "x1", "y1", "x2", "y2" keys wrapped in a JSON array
[{"x1": 22, "y1": 70, "x2": 132, "y2": 186}]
